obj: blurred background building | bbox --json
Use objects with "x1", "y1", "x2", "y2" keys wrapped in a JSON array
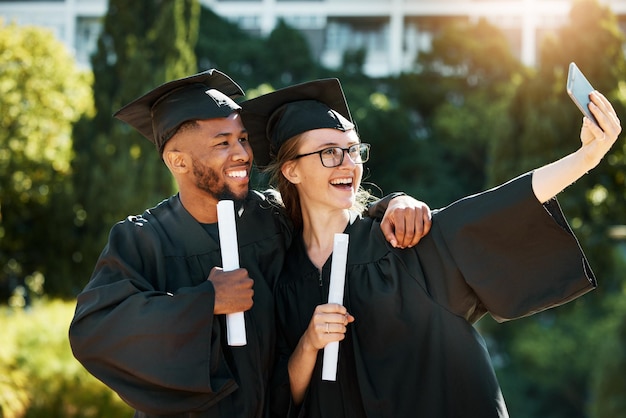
[{"x1": 1, "y1": 0, "x2": 626, "y2": 76}]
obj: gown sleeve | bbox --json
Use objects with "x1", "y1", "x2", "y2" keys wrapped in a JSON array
[
  {"x1": 419, "y1": 172, "x2": 596, "y2": 323},
  {"x1": 68, "y1": 216, "x2": 235, "y2": 415},
  {"x1": 364, "y1": 192, "x2": 406, "y2": 219}
]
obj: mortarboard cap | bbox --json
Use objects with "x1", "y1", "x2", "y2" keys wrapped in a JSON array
[
  {"x1": 114, "y1": 69, "x2": 244, "y2": 154},
  {"x1": 240, "y1": 78, "x2": 354, "y2": 168}
]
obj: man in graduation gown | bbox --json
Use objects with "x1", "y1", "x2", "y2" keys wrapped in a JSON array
[{"x1": 68, "y1": 69, "x2": 432, "y2": 418}]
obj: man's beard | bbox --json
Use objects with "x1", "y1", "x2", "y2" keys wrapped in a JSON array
[{"x1": 192, "y1": 158, "x2": 246, "y2": 203}]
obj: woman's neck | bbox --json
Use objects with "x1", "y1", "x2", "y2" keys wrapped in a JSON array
[{"x1": 301, "y1": 206, "x2": 350, "y2": 270}]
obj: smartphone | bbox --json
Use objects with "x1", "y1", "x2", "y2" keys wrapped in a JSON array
[{"x1": 566, "y1": 62, "x2": 598, "y2": 125}]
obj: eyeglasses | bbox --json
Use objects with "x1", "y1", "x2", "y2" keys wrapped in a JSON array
[{"x1": 293, "y1": 143, "x2": 371, "y2": 168}]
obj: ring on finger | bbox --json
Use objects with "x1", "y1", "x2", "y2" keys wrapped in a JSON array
[{"x1": 326, "y1": 323, "x2": 330, "y2": 334}]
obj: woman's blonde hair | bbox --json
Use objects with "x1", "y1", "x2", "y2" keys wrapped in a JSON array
[{"x1": 263, "y1": 132, "x2": 373, "y2": 230}]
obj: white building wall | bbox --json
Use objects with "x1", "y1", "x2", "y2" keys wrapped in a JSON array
[{"x1": 1, "y1": 0, "x2": 625, "y2": 75}]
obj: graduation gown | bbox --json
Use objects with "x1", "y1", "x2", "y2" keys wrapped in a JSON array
[
  {"x1": 69, "y1": 191, "x2": 292, "y2": 418},
  {"x1": 273, "y1": 173, "x2": 596, "y2": 418}
]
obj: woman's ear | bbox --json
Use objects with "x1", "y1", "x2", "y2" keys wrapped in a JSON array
[{"x1": 281, "y1": 160, "x2": 301, "y2": 184}]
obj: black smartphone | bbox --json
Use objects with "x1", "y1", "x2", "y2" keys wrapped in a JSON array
[{"x1": 566, "y1": 62, "x2": 598, "y2": 125}]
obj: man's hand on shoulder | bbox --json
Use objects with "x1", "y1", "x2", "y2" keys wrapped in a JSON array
[{"x1": 381, "y1": 195, "x2": 432, "y2": 248}]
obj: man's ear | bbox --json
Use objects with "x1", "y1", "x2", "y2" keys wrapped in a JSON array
[
  {"x1": 163, "y1": 150, "x2": 189, "y2": 174},
  {"x1": 281, "y1": 161, "x2": 301, "y2": 184}
]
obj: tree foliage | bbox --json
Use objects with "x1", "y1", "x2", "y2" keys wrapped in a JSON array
[
  {"x1": 0, "y1": 21, "x2": 93, "y2": 301},
  {"x1": 481, "y1": 1, "x2": 626, "y2": 416},
  {"x1": 1, "y1": 300, "x2": 133, "y2": 417},
  {"x1": 262, "y1": 19, "x2": 321, "y2": 87},
  {"x1": 195, "y1": 11, "x2": 322, "y2": 91},
  {"x1": 70, "y1": 0, "x2": 201, "y2": 294},
  {"x1": 194, "y1": 7, "x2": 267, "y2": 90},
  {"x1": 387, "y1": 18, "x2": 522, "y2": 207},
  {"x1": 589, "y1": 291, "x2": 626, "y2": 418}
]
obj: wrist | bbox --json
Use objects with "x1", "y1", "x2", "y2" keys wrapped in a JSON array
[
  {"x1": 575, "y1": 147, "x2": 601, "y2": 174},
  {"x1": 299, "y1": 332, "x2": 320, "y2": 353}
]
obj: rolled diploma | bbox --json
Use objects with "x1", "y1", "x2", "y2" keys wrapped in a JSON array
[
  {"x1": 321, "y1": 233, "x2": 349, "y2": 381},
  {"x1": 217, "y1": 200, "x2": 247, "y2": 346}
]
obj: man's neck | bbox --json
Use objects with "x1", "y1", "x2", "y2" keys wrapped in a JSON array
[{"x1": 179, "y1": 190, "x2": 219, "y2": 224}]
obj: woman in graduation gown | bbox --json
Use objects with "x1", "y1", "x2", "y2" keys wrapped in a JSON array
[{"x1": 240, "y1": 78, "x2": 621, "y2": 418}]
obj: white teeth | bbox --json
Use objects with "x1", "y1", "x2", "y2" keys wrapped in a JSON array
[
  {"x1": 330, "y1": 178, "x2": 352, "y2": 185},
  {"x1": 227, "y1": 170, "x2": 247, "y2": 178}
]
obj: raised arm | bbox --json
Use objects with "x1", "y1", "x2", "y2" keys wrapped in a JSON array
[{"x1": 532, "y1": 91, "x2": 621, "y2": 203}]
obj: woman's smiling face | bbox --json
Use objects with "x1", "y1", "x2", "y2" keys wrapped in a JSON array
[{"x1": 286, "y1": 128, "x2": 363, "y2": 212}]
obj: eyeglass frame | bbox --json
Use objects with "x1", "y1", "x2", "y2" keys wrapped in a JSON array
[{"x1": 293, "y1": 143, "x2": 371, "y2": 168}]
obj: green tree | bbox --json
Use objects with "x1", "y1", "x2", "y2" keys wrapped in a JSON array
[
  {"x1": 195, "y1": 10, "x2": 322, "y2": 91},
  {"x1": 195, "y1": 7, "x2": 267, "y2": 90},
  {"x1": 1, "y1": 300, "x2": 134, "y2": 417},
  {"x1": 483, "y1": 1, "x2": 626, "y2": 417},
  {"x1": 0, "y1": 21, "x2": 93, "y2": 302},
  {"x1": 389, "y1": 18, "x2": 522, "y2": 207},
  {"x1": 262, "y1": 19, "x2": 321, "y2": 87},
  {"x1": 341, "y1": 48, "x2": 368, "y2": 78},
  {"x1": 70, "y1": 0, "x2": 201, "y2": 294},
  {"x1": 589, "y1": 284, "x2": 626, "y2": 418}
]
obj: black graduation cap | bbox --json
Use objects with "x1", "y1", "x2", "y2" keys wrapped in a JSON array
[
  {"x1": 240, "y1": 78, "x2": 354, "y2": 168},
  {"x1": 114, "y1": 69, "x2": 245, "y2": 154}
]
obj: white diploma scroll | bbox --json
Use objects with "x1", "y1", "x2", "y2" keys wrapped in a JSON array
[
  {"x1": 217, "y1": 200, "x2": 247, "y2": 346},
  {"x1": 321, "y1": 233, "x2": 349, "y2": 381}
]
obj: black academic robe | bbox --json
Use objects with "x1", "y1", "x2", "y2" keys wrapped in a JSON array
[
  {"x1": 273, "y1": 173, "x2": 596, "y2": 418},
  {"x1": 69, "y1": 191, "x2": 292, "y2": 418}
]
